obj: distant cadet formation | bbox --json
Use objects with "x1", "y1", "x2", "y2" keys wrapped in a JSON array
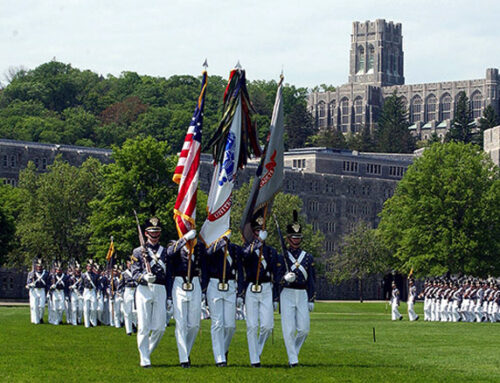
[
  {"x1": 389, "y1": 278, "x2": 500, "y2": 322},
  {"x1": 26, "y1": 213, "x2": 316, "y2": 369}
]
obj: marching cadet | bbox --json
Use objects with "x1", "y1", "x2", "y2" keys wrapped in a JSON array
[
  {"x1": 68, "y1": 262, "x2": 84, "y2": 325},
  {"x1": 407, "y1": 279, "x2": 419, "y2": 321},
  {"x1": 203, "y1": 234, "x2": 242, "y2": 367},
  {"x1": 390, "y1": 281, "x2": 403, "y2": 320},
  {"x1": 278, "y1": 211, "x2": 315, "y2": 368},
  {"x1": 48, "y1": 261, "x2": 68, "y2": 325},
  {"x1": 26, "y1": 258, "x2": 49, "y2": 324},
  {"x1": 166, "y1": 228, "x2": 205, "y2": 368},
  {"x1": 82, "y1": 259, "x2": 99, "y2": 328},
  {"x1": 451, "y1": 283, "x2": 463, "y2": 322},
  {"x1": 131, "y1": 217, "x2": 170, "y2": 368},
  {"x1": 97, "y1": 267, "x2": 111, "y2": 326},
  {"x1": 122, "y1": 259, "x2": 138, "y2": 336},
  {"x1": 110, "y1": 264, "x2": 124, "y2": 328},
  {"x1": 239, "y1": 215, "x2": 279, "y2": 368}
]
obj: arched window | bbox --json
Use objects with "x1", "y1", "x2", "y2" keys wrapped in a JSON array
[
  {"x1": 425, "y1": 95, "x2": 437, "y2": 122},
  {"x1": 471, "y1": 91, "x2": 483, "y2": 118},
  {"x1": 400, "y1": 96, "x2": 408, "y2": 115},
  {"x1": 356, "y1": 46, "x2": 365, "y2": 73},
  {"x1": 340, "y1": 98, "x2": 350, "y2": 132},
  {"x1": 318, "y1": 101, "x2": 327, "y2": 127},
  {"x1": 329, "y1": 101, "x2": 336, "y2": 127},
  {"x1": 410, "y1": 96, "x2": 422, "y2": 123},
  {"x1": 389, "y1": 53, "x2": 395, "y2": 74},
  {"x1": 354, "y1": 97, "x2": 363, "y2": 131},
  {"x1": 367, "y1": 45, "x2": 374, "y2": 71},
  {"x1": 440, "y1": 93, "x2": 452, "y2": 121}
]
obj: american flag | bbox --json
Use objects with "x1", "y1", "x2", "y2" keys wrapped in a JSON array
[{"x1": 173, "y1": 71, "x2": 207, "y2": 237}]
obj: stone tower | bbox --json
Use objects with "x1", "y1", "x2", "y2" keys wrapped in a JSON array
[{"x1": 348, "y1": 19, "x2": 404, "y2": 86}]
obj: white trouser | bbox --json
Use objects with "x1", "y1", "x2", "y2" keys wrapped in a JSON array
[
  {"x1": 391, "y1": 299, "x2": 402, "y2": 320},
  {"x1": 494, "y1": 303, "x2": 500, "y2": 322},
  {"x1": 136, "y1": 283, "x2": 167, "y2": 367},
  {"x1": 83, "y1": 288, "x2": 97, "y2": 328},
  {"x1": 173, "y1": 276, "x2": 201, "y2": 364},
  {"x1": 30, "y1": 288, "x2": 46, "y2": 324},
  {"x1": 51, "y1": 290, "x2": 65, "y2": 325},
  {"x1": 280, "y1": 288, "x2": 309, "y2": 365},
  {"x1": 451, "y1": 301, "x2": 460, "y2": 322},
  {"x1": 475, "y1": 301, "x2": 483, "y2": 322},
  {"x1": 113, "y1": 295, "x2": 124, "y2": 328},
  {"x1": 460, "y1": 299, "x2": 469, "y2": 322},
  {"x1": 423, "y1": 298, "x2": 431, "y2": 321},
  {"x1": 48, "y1": 292, "x2": 55, "y2": 324},
  {"x1": 207, "y1": 278, "x2": 236, "y2": 364},
  {"x1": 123, "y1": 287, "x2": 137, "y2": 334},
  {"x1": 440, "y1": 299, "x2": 448, "y2": 322},
  {"x1": 245, "y1": 282, "x2": 274, "y2": 364},
  {"x1": 407, "y1": 299, "x2": 418, "y2": 321},
  {"x1": 70, "y1": 291, "x2": 83, "y2": 325},
  {"x1": 97, "y1": 293, "x2": 104, "y2": 323}
]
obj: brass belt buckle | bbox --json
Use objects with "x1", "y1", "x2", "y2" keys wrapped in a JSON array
[
  {"x1": 251, "y1": 284, "x2": 262, "y2": 293},
  {"x1": 218, "y1": 282, "x2": 229, "y2": 291},
  {"x1": 182, "y1": 282, "x2": 193, "y2": 291}
]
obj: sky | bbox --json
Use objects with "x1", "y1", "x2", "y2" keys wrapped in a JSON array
[{"x1": 1, "y1": 0, "x2": 500, "y2": 89}]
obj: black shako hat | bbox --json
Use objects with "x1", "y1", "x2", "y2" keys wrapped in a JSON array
[
  {"x1": 286, "y1": 210, "x2": 303, "y2": 238},
  {"x1": 144, "y1": 217, "x2": 162, "y2": 232}
]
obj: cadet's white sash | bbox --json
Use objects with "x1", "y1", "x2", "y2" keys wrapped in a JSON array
[{"x1": 288, "y1": 251, "x2": 307, "y2": 280}]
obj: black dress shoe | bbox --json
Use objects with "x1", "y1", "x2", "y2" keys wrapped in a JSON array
[
  {"x1": 399, "y1": 316, "x2": 403, "y2": 320},
  {"x1": 251, "y1": 363, "x2": 261, "y2": 368},
  {"x1": 127, "y1": 333, "x2": 132, "y2": 336},
  {"x1": 225, "y1": 351, "x2": 228, "y2": 363},
  {"x1": 181, "y1": 362, "x2": 190, "y2": 369},
  {"x1": 415, "y1": 316, "x2": 419, "y2": 321},
  {"x1": 289, "y1": 363, "x2": 298, "y2": 368},
  {"x1": 141, "y1": 365, "x2": 151, "y2": 369},
  {"x1": 216, "y1": 362, "x2": 227, "y2": 367}
]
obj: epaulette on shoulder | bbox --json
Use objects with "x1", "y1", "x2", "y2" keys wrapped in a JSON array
[{"x1": 131, "y1": 256, "x2": 138, "y2": 263}]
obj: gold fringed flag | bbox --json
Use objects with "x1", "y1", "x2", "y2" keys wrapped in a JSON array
[{"x1": 105, "y1": 236, "x2": 115, "y2": 262}]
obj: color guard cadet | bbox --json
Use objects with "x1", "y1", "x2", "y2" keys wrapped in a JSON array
[
  {"x1": 48, "y1": 261, "x2": 68, "y2": 325},
  {"x1": 407, "y1": 279, "x2": 419, "y2": 321},
  {"x1": 390, "y1": 281, "x2": 403, "y2": 320},
  {"x1": 110, "y1": 264, "x2": 124, "y2": 328},
  {"x1": 239, "y1": 215, "x2": 279, "y2": 368},
  {"x1": 131, "y1": 217, "x2": 170, "y2": 368},
  {"x1": 203, "y1": 234, "x2": 242, "y2": 367},
  {"x1": 122, "y1": 259, "x2": 138, "y2": 335},
  {"x1": 278, "y1": 211, "x2": 315, "y2": 368},
  {"x1": 26, "y1": 257, "x2": 49, "y2": 324},
  {"x1": 68, "y1": 262, "x2": 84, "y2": 325},
  {"x1": 166, "y1": 228, "x2": 206, "y2": 368},
  {"x1": 97, "y1": 267, "x2": 110, "y2": 326},
  {"x1": 82, "y1": 259, "x2": 99, "y2": 328}
]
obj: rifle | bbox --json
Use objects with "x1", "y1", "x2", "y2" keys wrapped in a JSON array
[{"x1": 133, "y1": 210, "x2": 152, "y2": 274}]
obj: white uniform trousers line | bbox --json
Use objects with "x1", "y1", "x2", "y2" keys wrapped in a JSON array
[
  {"x1": 244, "y1": 282, "x2": 274, "y2": 365},
  {"x1": 113, "y1": 296, "x2": 124, "y2": 328},
  {"x1": 207, "y1": 278, "x2": 236, "y2": 364},
  {"x1": 451, "y1": 301, "x2": 461, "y2": 322},
  {"x1": 135, "y1": 283, "x2": 167, "y2": 367},
  {"x1": 280, "y1": 288, "x2": 310, "y2": 365},
  {"x1": 51, "y1": 290, "x2": 65, "y2": 325},
  {"x1": 123, "y1": 287, "x2": 137, "y2": 334},
  {"x1": 83, "y1": 288, "x2": 97, "y2": 328},
  {"x1": 391, "y1": 299, "x2": 402, "y2": 320},
  {"x1": 70, "y1": 291, "x2": 83, "y2": 325},
  {"x1": 173, "y1": 276, "x2": 201, "y2": 364},
  {"x1": 407, "y1": 299, "x2": 418, "y2": 321},
  {"x1": 30, "y1": 288, "x2": 46, "y2": 324}
]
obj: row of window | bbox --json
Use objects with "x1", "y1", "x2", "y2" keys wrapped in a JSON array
[
  {"x1": 292, "y1": 159, "x2": 306, "y2": 169},
  {"x1": 2, "y1": 178, "x2": 18, "y2": 186},
  {"x1": 2, "y1": 155, "x2": 48, "y2": 169},
  {"x1": 388, "y1": 166, "x2": 405, "y2": 177},
  {"x1": 344, "y1": 161, "x2": 405, "y2": 177}
]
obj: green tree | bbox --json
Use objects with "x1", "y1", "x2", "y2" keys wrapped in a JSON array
[
  {"x1": 16, "y1": 157, "x2": 102, "y2": 267},
  {"x1": 347, "y1": 125, "x2": 376, "y2": 152},
  {"x1": 0, "y1": 184, "x2": 22, "y2": 266},
  {"x1": 87, "y1": 136, "x2": 208, "y2": 264},
  {"x1": 474, "y1": 104, "x2": 499, "y2": 146},
  {"x1": 378, "y1": 142, "x2": 500, "y2": 277},
  {"x1": 376, "y1": 92, "x2": 415, "y2": 153},
  {"x1": 306, "y1": 128, "x2": 348, "y2": 149},
  {"x1": 446, "y1": 91, "x2": 474, "y2": 143},
  {"x1": 325, "y1": 221, "x2": 391, "y2": 302},
  {"x1": 229, "y1": 181, "x2": 325, "y2": 262}
]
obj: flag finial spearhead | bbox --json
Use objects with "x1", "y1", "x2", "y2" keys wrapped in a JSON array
[
  {"x1": 203, "y1": 59, "x2": 208, "y2": 69},
  {"x1": 235, "y1": 60, "x2": 242, "y2": 70}
]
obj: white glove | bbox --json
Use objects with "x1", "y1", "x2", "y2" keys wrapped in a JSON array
[
  {"x1": 308, "y1": 302, "x2": 314, "y2": 312},
  {"x1": 258, "y1": 230, "x2": 268, "y2": 242},
  {"x1": 236, "y1": 297, "x2": 244, "y2": 308},
  {"x1": 284, "y1": 272, "x2": 296, "y2": 283},
  {"x1": 166, "y1": 299, "x2": 173, "y2": 314},
  {"x1": 143, "y1": 273, "x2": 156, "y2": 284},
  {"x1": 50, "y1": 284, "x2": 56, "y2": 290},
  {"x1": 28, "y1": 283, "x2": 35, "y2": 288},
  {"x1": 184, "y1": 229, "x2": 197, "y2": 241},
  {"x1": 273, "y1": 301, "x2": 279, "y2": 312}
]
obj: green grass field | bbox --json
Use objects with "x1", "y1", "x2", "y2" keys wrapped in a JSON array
[{"x1": 1, "y1": 302, "x2": 499, "y2": 382}]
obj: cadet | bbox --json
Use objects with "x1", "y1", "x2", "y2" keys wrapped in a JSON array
[
  {"x1": 390, "y1": 281, "x2": 403, "y2": 320},
  {"x1": 82, "y1": 259, "x2": 99, "y2": 328},
  {"x1": 68, "y1": 262, "x2": 84, "y2": 325},
  {"x1": 122, "y1": 259, "x2": 138, "y2": 335},
  {"x1": 407, "y1": 279, "x2": 419, "y2": 321},
  {"x1": 239, "y1": 215, "x2": 279, "y2": 367},
  {"x1": 278, "y1": 211, "x2": 315, "y2": 367},
  {"x1": 48, "y1": 261, "x2": 68, "y2": 325},
  {"x1": 203, "y1": 234, "x2": 242, "y2": 367},
  {"x1": 97, "y1": 267, "x2": 110, "y2": 326},
  {"x1": 166, "y1": 228, "x2": 205, "y2": 368},
  {"x1": 26, "y1": 258, "x2": 49, "y2": 324},
  {"x1": 110, "y1": 264, "x2": 124, "y2": 328},
  {"x1": 131, "y1": 217, "x2": 170, "y2": 368}
]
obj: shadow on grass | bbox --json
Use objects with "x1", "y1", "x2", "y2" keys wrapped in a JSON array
[{"x1": 151, "y1": 362, "x2": 408, "y2": 369}]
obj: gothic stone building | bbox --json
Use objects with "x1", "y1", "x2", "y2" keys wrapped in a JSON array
[
  {"x1": 1, "y1": 139, "x2": 413, "y2": 299},
  {"x1": 308, "y1": 19, "x2": 500, "y2": 140}
]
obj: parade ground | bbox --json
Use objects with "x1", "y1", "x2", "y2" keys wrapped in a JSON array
[{"x1": 1, "y1": 302, "x2": 499, "y2": 383}]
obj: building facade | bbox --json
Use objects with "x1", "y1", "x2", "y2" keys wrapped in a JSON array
[
  {"x1": 484, "y1": 125, "x2": 500, "y2": 166},
  {"x1": 308, "y1": 19, "x2": 500, "y2": 140}
]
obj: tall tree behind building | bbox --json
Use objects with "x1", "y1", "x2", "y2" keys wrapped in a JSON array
[{"x1": 446, "y1": 91, "x2": 474, "y2": 144}]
